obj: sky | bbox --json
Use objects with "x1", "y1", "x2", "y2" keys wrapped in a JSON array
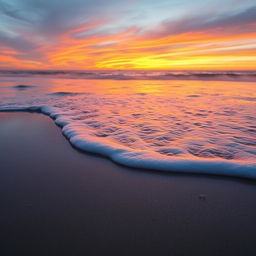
[{"x1": 0, "y1": 0, "x2": 256, "y2": 70}]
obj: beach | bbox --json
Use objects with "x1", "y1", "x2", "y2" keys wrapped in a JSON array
[
  {"x1": 1, "y1": 112, "x2": 256, "y2": 256},
  {"x1": 1, "y1": 0, "x2": 256, "y2": 254}
]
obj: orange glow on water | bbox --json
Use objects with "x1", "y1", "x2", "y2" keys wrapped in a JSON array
[{"x1": 1, "y1": 76, "x2": 255, "y2": 162}]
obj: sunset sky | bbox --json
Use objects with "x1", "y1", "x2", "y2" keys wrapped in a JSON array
[{"x1": 0, "y1": 0, "x2": 256, "y2": 70}]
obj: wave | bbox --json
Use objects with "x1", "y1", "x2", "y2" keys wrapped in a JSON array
[
  {"x1": 0, "y1": 105, "x2": 255, "y2": 180},
  {"x1": 1, "y1": 70, "x2": 256, "y2": 81}
]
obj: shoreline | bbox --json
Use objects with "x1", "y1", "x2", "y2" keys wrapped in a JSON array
[
  {"x1": 1, "y1": 108, "x2": 255, "y2": 180},
  {"x1": 1, "y1": 112, "x2": 256, "y2": 256}
]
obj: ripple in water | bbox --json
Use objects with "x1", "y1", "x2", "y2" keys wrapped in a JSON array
[{"x1": 0, "y1": 77, "x2": 255, "y2": 179}]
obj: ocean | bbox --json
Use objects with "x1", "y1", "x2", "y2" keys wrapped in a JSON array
[{"x1": 0, "y1": 70, "x2": 255, "y2": 179}]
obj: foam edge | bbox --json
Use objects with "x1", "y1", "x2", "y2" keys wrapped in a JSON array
[{"x1": 0, "y1": 106, "x2": 255, "y2": 180}]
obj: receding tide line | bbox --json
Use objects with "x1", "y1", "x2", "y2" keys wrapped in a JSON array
[{"x1": 1, "y1": 106, "x2": 255, "y2": 180}]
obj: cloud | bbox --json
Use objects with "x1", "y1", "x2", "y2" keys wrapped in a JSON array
[
  {"x1": 0, "y1": 0, "x2": 128, "y2": 36},
  {"x1": 0, "y1": 1, "x2": 32, "y2": 23},
  {"x1": 0, "y1": 32, "x2": 39, "y2": 52},
  {"x1": 146, "y1": 6, "x2": 256, "y2": 39},
  {"x1": 0, "y1": 0, "x2": 255, "y2": 69},
  {"x1": 0, "y1": 0, "x2": 128, "y2": 59}
]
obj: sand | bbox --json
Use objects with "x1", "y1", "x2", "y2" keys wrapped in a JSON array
[{"x1": 0, "y1": 112, "x2": 256, "y2": 256}]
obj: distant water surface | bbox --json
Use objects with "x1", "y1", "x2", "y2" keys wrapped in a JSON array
[{"x1": 0, "y1": 70, "x2": 255, "y2": 179}]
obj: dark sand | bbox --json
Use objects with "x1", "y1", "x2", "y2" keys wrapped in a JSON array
[{"x1": 0, "y1": 112, "x2": 256, "y2": 256}]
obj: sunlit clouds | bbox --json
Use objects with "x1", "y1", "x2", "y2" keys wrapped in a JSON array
[{"x1": 0, "y1": 0, "x2": 256, "y2": 70}]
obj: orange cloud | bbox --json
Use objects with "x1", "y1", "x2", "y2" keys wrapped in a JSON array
[
  {"x1": 36, "y1": 26, "x2": 255, "y2": 70},
  {"x1": 1, "y1": 9, "x2": 256, "y2": 70}
]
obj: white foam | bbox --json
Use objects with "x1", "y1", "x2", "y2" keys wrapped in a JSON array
[{"x1": 0, "y1": 105, "x2": 255, "y2": 180}]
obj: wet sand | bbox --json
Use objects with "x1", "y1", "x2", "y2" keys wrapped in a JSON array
[{"x1": 0, "y1": 112, "x2": 256, "y2": 256}]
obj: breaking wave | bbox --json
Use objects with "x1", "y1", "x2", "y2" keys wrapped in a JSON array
[{"x1": 1, "y1": 70, "x2": 256, "y2": 81}]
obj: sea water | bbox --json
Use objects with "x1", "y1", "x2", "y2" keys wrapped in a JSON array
[{"x1": 0, "y1": 70, "x2": 255, "y2": 179}]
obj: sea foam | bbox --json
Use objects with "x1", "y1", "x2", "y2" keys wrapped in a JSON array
[
  {"x1": 0, "y1": 104, "x2": 255, "y2": 180},
  {"x1": 0, "y1": 75, "x2": 255, "y2": 179}
]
